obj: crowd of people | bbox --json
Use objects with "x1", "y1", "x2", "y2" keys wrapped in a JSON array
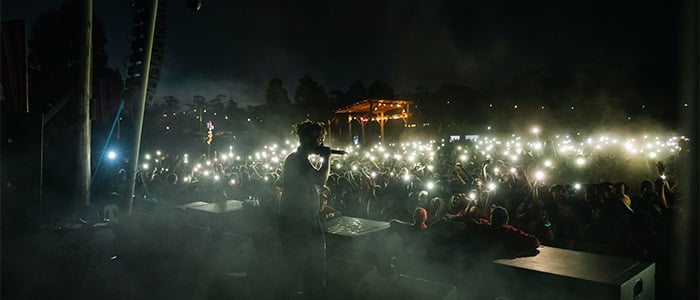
[{"x1": 103, "y1": 131, "x2": 686, "y2": 267}]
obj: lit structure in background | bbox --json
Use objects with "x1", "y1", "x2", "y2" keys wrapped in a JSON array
[{"x1": 334, "y1": 99, "x2": 412, "y2": 144}]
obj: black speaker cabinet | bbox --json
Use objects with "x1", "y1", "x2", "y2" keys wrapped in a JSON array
[{"x1": 488, "y1": 246, "x2": 655, "y2": 300}]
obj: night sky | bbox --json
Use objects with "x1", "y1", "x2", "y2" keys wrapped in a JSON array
[{"x1": 2, "y1": 0, "x2": 681, "y2": 106}]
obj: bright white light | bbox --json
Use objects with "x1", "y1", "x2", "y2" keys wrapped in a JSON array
[
  {"x1": 575, "y1": 157, "x2": 586, "y2": 166},
  {"x1": 574, "y1": 183, "x2": 581, "y2": 190},
  {"x1": 468, "y1": 192, "x2": 476, "y2": 200},
  {"x1": 156, "y1": 150, "x2": 161, "y2": 156},
  {"x1": 107, "y1": 151, "x2": 117, "y2": 160},
  {"x1": 229, "y1": 179, "x2": 236, "y2": 185},
  {"x1": 534, "y1": 171, "x2": 545, "y2": 181},
  {"x1": 403, "y1": 173, "x2": 411, "y2": 182},
  {"x1": 352, "y1": 165, "x2": 358, "y2": 171},
  {"x1": 183, "y1": 176, "x2": 191, "y2": 183},
  {"x1": 648, "y1": 152, "x2": 657, "y2": 159},
  {"x1": 370, "y1": 172, "x2": 377, "y2": 178},
  {"x1": 144, "y1": 154, "x2": 151, "y2": 160},
  {"x1": 206, "y1": 161, "x2": 212, "y2": 166},
  {"x1": 531, "y1": 127, "x2": 540, "y2": 135},
  {"x1": 488, "y1": 182, "x2": 497, "y2": 191},
  {"x1": 493, "y1": 167, "x2": 500, "y2": 174},
  {"x1": 426, "y1": 182, "x2": 434, "y2": 190},
  {"x1": 203, "y1": 171, "x2": 210, "y2": 176},
  {"x1": 142, "y1": 163, "x2": 149, "y2": 170},
  {"x1": 336, "y1": 164, "x2": 342, "y2": 169},
  {"x1": 214, "y1": 175, "x2": 220, "y2": 181},
  {"x1": 510, "y1": 167, "x2": 517, "y2": 174},
  {"x1": 544, "y1": 160, "x2": 552, "y2": 167}
]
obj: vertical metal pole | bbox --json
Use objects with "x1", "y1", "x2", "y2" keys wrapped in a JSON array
[
  {"x1": 125, "y1": 0, "x2": 159, "y2": 215},
  {"x1": 77, "y1": 0, "x2": 92, "y2": 208}
]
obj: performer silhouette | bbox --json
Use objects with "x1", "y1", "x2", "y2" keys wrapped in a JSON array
[{"x1": 275, "y1": 120, "x2": 331, "y2": 300}]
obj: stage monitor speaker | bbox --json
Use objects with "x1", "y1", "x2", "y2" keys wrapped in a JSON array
[
  {"x1": 1, "y1": 112, "x2": 43, "y2": 234},
  {"x1": 489, "y1": 246, "x2": 655, "y2": 300},
  {"x1": 327, "y1": 258, "x2": 378, "y2": 300}
]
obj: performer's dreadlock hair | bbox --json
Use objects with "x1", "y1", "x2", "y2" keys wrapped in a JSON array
[{"x1": 292, "y1": 119, "x2": 327, "y2": 145}]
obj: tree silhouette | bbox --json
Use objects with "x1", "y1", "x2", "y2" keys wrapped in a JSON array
[
  {"x1": 346, "y1": 80, "x2": 368, "y2": 103},
  {"x1": 367, "y1": 80, "x2": 395, "y2": 99},
  {"x1": 162, "y1": 95, "x2": 181, "y2": 113},
  {"x1": 209, "y1": 94, "x2": 227, "y2": 112},
  {"x1": 265, "y1": 78, "x2": 291, "y2": 107},
  {"x1": 294, "y1": 75, "x2": 328, "y2": 106}
]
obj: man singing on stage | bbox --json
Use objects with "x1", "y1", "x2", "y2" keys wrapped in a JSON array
[{"x1": 275, "y1": 120, "x2": 331, "y2": 300}]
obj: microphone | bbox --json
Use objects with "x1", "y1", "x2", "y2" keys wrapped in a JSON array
[{"x1": 330, "y1": 149, "x2": 348, "y2": 155}]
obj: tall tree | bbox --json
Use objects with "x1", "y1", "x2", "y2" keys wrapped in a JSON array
[
  {"x1": 162, "y1": 95, "x2": 181, "y2": 113},
  {"x1": 367, "y1": 80, "x2": 395, "y2": 99},
  {"x1": 265, "y1": 78, "x2": 291, "y2": 107},
  {"x1": 294, "y1": 75, "x2": 328, "y2": 106},
  {"x1": 209, "y1": 94, "x2": 227, "y2": 112},
  {"x1": 191, "y1": 95, "x2": 207, "y2": 109},
  {"x1": 346, "y1": 80, "x2": 368, "y2": 103}
]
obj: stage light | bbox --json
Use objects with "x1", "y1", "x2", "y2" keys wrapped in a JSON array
[{"x1": 108, "y1": 151, "x2": 117, "y2": 160}]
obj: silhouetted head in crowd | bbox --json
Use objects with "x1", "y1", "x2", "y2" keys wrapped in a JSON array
[
  {"x1": 550, "y1": 184, "x2": 567, "y2": 201},
  {"x1": 417, "y1": 190, "x2": 430, "y2": 207},
  {"x1": 293, "y1": 120, "x2": 327, "y2": 150},
  {"x1": 412, "y1": 207, "x2": 428, "y2": 230},
  {"x1": 491, "y1": 206, "x2": 509, "y2": 226},
  {"x1": 640, "y1": 180, "x2": 654, "y2": 194},
  {"x1": 450, "y1": 193, "x2": 468, "y2": 211},
  {"x1": 427, "y1": 197, "x2": 448, "y2": 223}
]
